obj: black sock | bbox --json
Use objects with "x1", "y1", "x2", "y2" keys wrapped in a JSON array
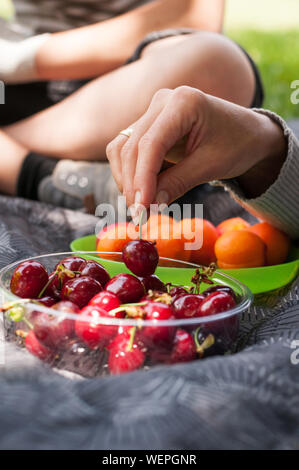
[{"x1": 17, "y1": 153, "x2": 57, "y2": 200}]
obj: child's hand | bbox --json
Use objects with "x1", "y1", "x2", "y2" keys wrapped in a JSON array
[{"x1": 106, "y1": 86, "x2": 286, "y2": 210}]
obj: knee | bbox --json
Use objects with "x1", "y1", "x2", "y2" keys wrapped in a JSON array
[{"x1": 183, "y1": 32, "x2": 257, "y2": 107}]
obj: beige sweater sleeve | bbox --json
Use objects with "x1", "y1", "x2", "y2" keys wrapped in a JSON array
[{"x1": 214, "y1": 109, "x2": 299, "y2": 239}]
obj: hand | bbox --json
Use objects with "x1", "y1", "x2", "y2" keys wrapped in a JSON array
[{"x1": 106, "y1": 86, "x2": 286, "y2": 210}]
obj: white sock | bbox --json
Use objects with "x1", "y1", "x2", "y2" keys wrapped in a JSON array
[{"x1": 0, "y1": 34, "x2": 50, "y2": 84}]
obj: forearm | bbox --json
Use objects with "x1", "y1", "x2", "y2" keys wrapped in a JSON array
[
  {"x1": 220, "y1": 110, "x2": 299, "y2": 239},
  {"x1": 36, "y1": 0, "x2": 225, "y2": 80}
]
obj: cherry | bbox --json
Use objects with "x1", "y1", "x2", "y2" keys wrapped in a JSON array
[
  {"x1": 45, "y1": 257, "x2": 86, "y2": 294},
  {"x1": 172, "y1": 294, "x2": 204, "y2": 320},
  {"x1": 108, "y1": 327, "x2": 145, "y2": 374},
  {"x1": 55, "y1": 256, "x2": 85, "y2": 272},
  {"x1": 25, "y1": 330, "x2": 55, "y2": 362},
  {"x1": 139, "y1": 301, "x2": 176, "y2": 350},
  {"x1": 75, "y1": 305, "x2": 125, "y2": 349},
  {"x1": 36, "y1": 296, "x2": 57, "y2": 307},
  {"x1": 33, "y1": 301, "x2": 79, "y2": 349},
  {"x1": 61, "y1": 276, "x2": 102, "y2": 308},
  {"x1": 122, "y1": 239, "x2": 159, "y2": 277},
  {"x1": 169, "y1": 329, "x2": 196, "y2": 363},
  {"x1": 169, "y1": 287, "x2": 188, "y2": 298},
  {"x1": 139, "y1": 274, "x2": 166, "y2": 293},
  {"x1": 202, "y1": 284, "x2": 236, "y2": 300},
  {"x1": 10, "y1": 260, "x2": 48, "y2": 299},
  {"x1": 89, "y1": 291, "x2": 120, "y2": 311},
  {"x1": 105, "y1": 273, "x2": 145, "y2": 304},
  {"x1": 79, "y1": 260, "x2": 110, "y2": 287},
  {"x1": 150, "y1": 328, "x2": 196, "y2": 364},
  {"x1": 198, "y1": 291, "x2": 236, "y2": 317}
]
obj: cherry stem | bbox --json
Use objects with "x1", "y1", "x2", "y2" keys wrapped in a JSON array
[
  {"x1": 127, "y1": 326, "x2": 137, "y2": 352},
  {"x1": 194, "y1": 327, "x2": 215, "y2": 356},
  {"x1": 109, "y1": 302, "x2": 147, "y2": 317},
  {"x1": 194, "y1": 327, "x2": 202, "y2": 352},
  {"x1": 23, "y1": 317, "x2": 34, "y2": 330},
  {"x1": 138, "y1": 209, "x2": 146, "y2": 240},
  {"x1": 38, "y1": 271, "x2": 58, "y2": 299}
]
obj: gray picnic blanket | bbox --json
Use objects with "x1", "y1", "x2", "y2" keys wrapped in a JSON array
[{"x1": 0, "y1": 191, "x2": 299, "y2": 450}]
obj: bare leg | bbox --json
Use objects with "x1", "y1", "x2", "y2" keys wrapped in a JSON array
[
  {"x1": 4, "y1": 32, "x2": 255, "y2": 161},
  {"x1": 0, "y1": 131, "x2": 28, "y2": 195}
]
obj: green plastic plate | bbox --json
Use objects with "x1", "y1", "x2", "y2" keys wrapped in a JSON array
[{"x1": 70, "y1": 235, "x2": 299, "y2": 295}]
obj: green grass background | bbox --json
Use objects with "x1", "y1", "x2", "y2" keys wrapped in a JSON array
[{"x1": 1, "y1": 0, "x2": 299, "y2": 119}]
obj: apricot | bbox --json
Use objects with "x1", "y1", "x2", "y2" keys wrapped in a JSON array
[
  {"x1": 96, "y1": 222, "x2": 138, "y2": 253},
  {"x1": 217, "y1": 217, "x2": 250, "y2": 236},
  {"x1": 181, "y1": 218, "x2": 218, "y2": 266},
  {"x1": 142, "y1": 215, "x2": 190, "y2": 262},
  {"x1": 249, "y1": 222, "x2": 290, "y2": 265},
  {"x1": 215, "y1": 230, "x2": 266, "y2": 269}
]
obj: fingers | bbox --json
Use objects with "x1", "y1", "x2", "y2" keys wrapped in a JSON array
[
  {"x1": 106, "y1": 134, "x2": 128, "y2": 192},
  {"x1": 106, "y1": 88, "x2": 171, "y2": 209},
  {"x1": 133, "y1": 87, "x2": 202, "y2": 207},
  {"x1": 107, "y1": 86, "x2": 204, "y2": 212}
]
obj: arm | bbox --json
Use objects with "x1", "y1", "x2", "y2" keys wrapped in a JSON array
[
  {"x1": 106, "y1": 86, "x2": 299, "y2": 239},
  {"x1": 35, "y1": 0, "x2": 225, "y2": 80}
]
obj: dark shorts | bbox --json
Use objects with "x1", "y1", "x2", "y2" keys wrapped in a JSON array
[{"x1": 0, "y1": 29, "x2": 264, "y2": 126}]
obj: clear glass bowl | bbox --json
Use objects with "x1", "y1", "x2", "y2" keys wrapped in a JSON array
[{"x1": 0, "y1": 252, "x2": 253, "y2": 377}]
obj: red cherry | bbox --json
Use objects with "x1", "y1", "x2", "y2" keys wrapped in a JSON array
[
  {"x1": 108, "y1": 327, "x2": 145, "y2": 374},
  {"x1": 55, "y1": 256, "x2": 85, "y2": 272},
  {"x1": 105, "y1": 273, "x2": 145, "y2": 303},
  {"x1": 169, "y1": 287, "x2": 188, "y2": 298},
  {"x1": 61, "y1": 276, "x2": 102, "y2": 308},
  {"x1": 169, "y1": 286, "x2": 189, "y2": 303},
  {"x1": 202, "y1": 285, "x2": 236, "y2": 300},
  {"x1": 36, "y1": 296, "x2": 57, "y2": 307},
  {"x1": 172, "y1": 294, "x2": 204, "y2": 319},
  {"x1": 122, "y1": 240, "x2": 159, "y2": 277},
  {"x1": 169, "y1": 329, "x2": 196, "y2": 363},
  {"x1": 139, "y1": 301, "x2": 176, "y2": 350},
  {"x1": 33, "y1": 301, "x2": 79, "y2": 349},
  {"x1": 79, "y1": 260, "x2": 110, "y2": 287},
  {"x1": 89, "y1": 291, "x2": 120, "y2": 311},
  {"x1": 139, "y1": 274, "x2": 166, "y2": 293},
  {"x1": 150, "y1": 328, "x2": 196, "y2": 364},
  {"x1": 25, "y1": 330, "x2": 55, "y2": 362},
  {"x1": 75, "y1": 305, "x2": 124, "y2": 349},
  {"x1": 10, "y1": 260, "x2": 48, "y2": 299},
  {"x1": 198, "y1": 291, "x2": 236, "y2": 317}
]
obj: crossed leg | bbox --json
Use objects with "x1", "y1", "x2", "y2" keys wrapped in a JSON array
[{"x1": 1, "y1": 31, "x2": 255, "y2": 194}]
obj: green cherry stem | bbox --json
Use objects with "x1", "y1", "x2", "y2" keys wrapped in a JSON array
[
  {"x1": 38, "y1": 271, "x2": 58, "y2": 299},
  {"x1": 109, "y1": 302, "x2": 147, "y2": 317},
  {"x1": 126, "y1": 326, "x2": 137, "y2": 352}
]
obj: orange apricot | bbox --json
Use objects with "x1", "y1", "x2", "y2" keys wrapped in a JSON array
[
  {"x1": 249, "y1": 222, "x2": 290, "y2": 265},
  {"x1": 181, "y1": 218, "x2": 218, "y2": 266},
  {"x1": 217, "y1": 217, "x2": 250, "y2": 236},
  {"x1": 215, "y1": 230, "x2": 266, "y2": 269},
  {"x1": 142, "y1": 215, "x2": 190, "y2": 262},
  {"x1": 96, "y1": 222, "x2": 138, "y2": 253}
]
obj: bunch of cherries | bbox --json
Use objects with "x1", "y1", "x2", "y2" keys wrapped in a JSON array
[{"x1": 5, "y1": 237, "x2": 237, "y2": 375}]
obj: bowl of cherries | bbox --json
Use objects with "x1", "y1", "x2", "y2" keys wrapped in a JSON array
[{"x1": 0, "y1": 238, "x2": 252, "y2": 376}]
